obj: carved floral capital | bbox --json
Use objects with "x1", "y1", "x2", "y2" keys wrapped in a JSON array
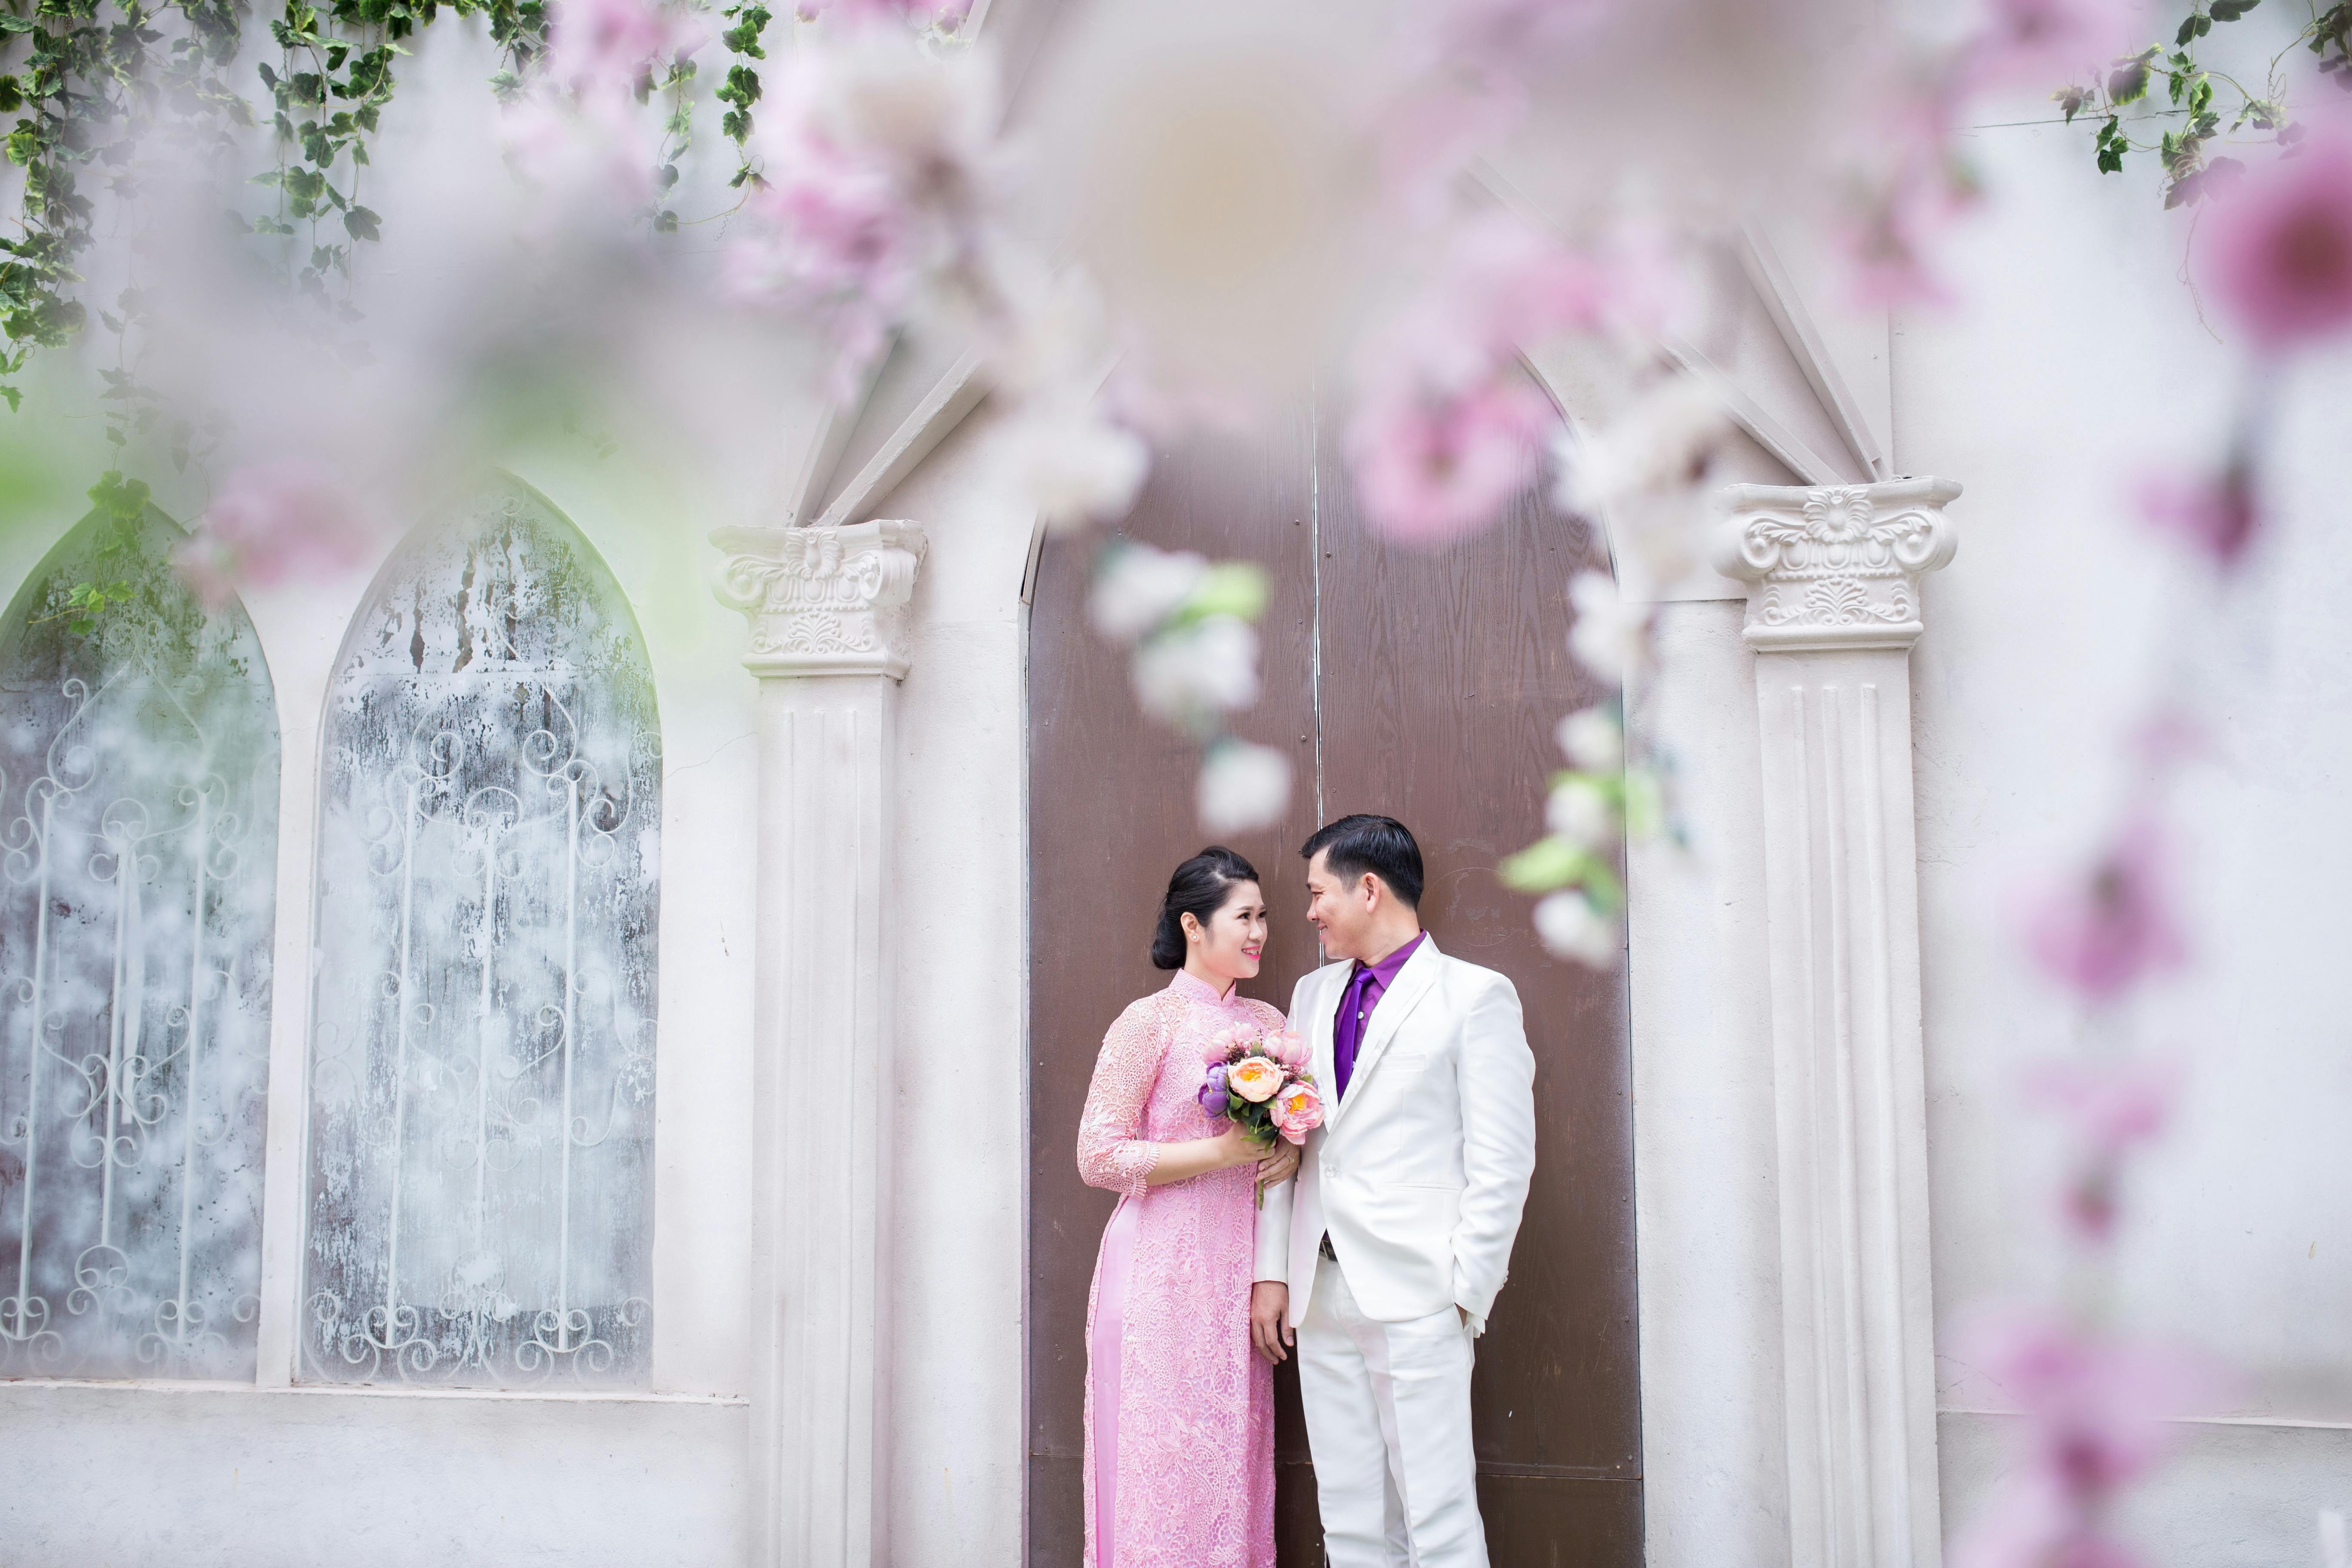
[
  {"x1": 1711, "y1": 478, "x2": 1961, "y2": 651},
  {"x1": 710, "y1": 519, "x2": 928, "y2": 679}
]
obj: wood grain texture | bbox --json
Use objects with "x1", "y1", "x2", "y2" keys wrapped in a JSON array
[
  {"x1": 1026, "y1": 413, "x2": 1322, "y2": 1568},
  {"x1": 1028, "y1": 380, "x2": 1642, "y2": 1567}
]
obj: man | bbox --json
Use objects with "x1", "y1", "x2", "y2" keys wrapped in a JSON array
[{"x1": 1252, "y1": 814, "x2": 1537, "y2": 1568}]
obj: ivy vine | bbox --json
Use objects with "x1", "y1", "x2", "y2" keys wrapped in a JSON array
[{"x1": 2059, "y1": 0, "x2": 2351, "y2": 207}]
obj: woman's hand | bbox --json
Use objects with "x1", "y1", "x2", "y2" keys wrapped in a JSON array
[
  {"x1": 1256, "y1": 1138, "x2": 1300, "y2": 1189},
  {"x1": 1212, "y1": 1123, "x2": 1265, "y2": 1170}
]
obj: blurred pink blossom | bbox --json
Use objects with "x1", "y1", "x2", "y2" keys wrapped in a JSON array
[
  {"x1": 726, "y1": 39, "x2": 1002, "y2": 392},
  {"x1": 2022, "y1": 817, "x2": 2188, "y2": 1004},
  {"x1": 172, "y1": 460, "x2": 377, "y2": 607},
  {"x1": 2025, "y1": 1056, "x2": 2179, "y2": 1240},
  {"x1": 1950, "y1": 1309, "x2": 2217, "y2": 1568},
  {"x1": 1347, "y1": 381, "x2": 1553, "y2": 545},
  {"x1": 1964, "y1": 0, "x2": 2146, "y2": 94},
  {"x1": 2199, "y1": 123, "x2": 2352, "y2": 352},
  {"x1": 1840, "y1": 79, "x2": 1976, "y2": 307},
  {"x1": 1348, "y1": 215, "x2": 1617, "y2": 544},
  {"x1": 2138, "y1": 462, "x2": 2258, "y2": 570},
  {"x1": 794, "y1": 0, "x2": 972, "y2": 26},
  {"x1": 543, "y1": 0, "x2": 704, "y2": 101}
]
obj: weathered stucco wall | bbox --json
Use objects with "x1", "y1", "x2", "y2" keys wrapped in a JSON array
[{"x1": 1902, "y1": 116, "x2": 2352, "y2": 1561}]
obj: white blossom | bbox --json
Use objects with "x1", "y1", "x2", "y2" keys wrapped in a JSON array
[
  {"x1": 1567, "y1": 570, "x2": 1646, "y2": 680},
  {"x1": 1133, "y1": 614, "x2": 1260, "y2": 722},
  {"x1": 998, "y1": 398, "x2": 1151, "y2": 535},
  {"x1": 1534, "y1": 889, "x2": 1619, "y2": 968},
  {"x1": 1545, "y1": 777, "x2": 1616, "y2": 847},
  {"x1": 1197, "y1": 740, "x2": 1293, "y2": 834},
  {"x1": 1090, "y1": 542, "x2": 1208, "y2": 642},
  {"x1": 1557, "y1": 706, "x2": 1624, "y2": 772},
  {"x1": 1554, "y1": 375, "x2": 1730, "y2": 517}
]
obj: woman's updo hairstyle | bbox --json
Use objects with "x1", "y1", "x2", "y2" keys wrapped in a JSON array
[{"x1": 1150, "y1": 846, "x2": 1262, "y2": 970}]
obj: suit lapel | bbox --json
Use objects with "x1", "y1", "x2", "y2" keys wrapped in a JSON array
[{"x1": 1329, "y1": 937, "x2": 1442, "y2": 1127}]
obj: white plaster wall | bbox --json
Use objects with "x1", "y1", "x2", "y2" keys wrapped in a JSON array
[
  {"x1": 879, "y1": 402, "x2": 1032, "y2": 1567},
  {"x1": 1625, "y1": 598, "x2": 1785, "y2": 1568},
  {"x1": 0, "y1": 1384, "x2": 747, "y2": 1567},
  {"x1": 1899, "y1": 111, "x2": 2352, "y2": 1557}
]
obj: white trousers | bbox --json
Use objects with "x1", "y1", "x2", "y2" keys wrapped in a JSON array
[{"x1": 1297, "y1": 1255, "x2": 1487, "y2": 1568}]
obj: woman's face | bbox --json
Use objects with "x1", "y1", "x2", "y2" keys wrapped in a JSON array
[{"x1": 1185, "y1": 879, "x2": 1268, "y2": 984}]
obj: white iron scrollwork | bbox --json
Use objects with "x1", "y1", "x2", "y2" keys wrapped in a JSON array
[{"x1": 301, "y1": 480, "x2": 660, "y2": 1387}]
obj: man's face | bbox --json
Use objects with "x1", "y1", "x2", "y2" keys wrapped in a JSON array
[{"x1": 1304, "y1": 849, "x2": 1374, "y2": 962}]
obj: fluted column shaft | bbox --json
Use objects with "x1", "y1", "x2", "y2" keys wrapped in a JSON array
[
  {"x1": 714, "y1": 519, "x2": 928, "y2": 1568},
  {"x1": 1714, "y1": 480, "x2": 1960, "y2": 1568}
]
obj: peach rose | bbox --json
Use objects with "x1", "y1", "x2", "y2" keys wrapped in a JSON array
[
  {"x1": 1270, "y1": 1079, "x2": 1323, "y2": 1144},
  {"x1": 1226, "y1": 1055, "x2": 1285, "y2": 1103}
]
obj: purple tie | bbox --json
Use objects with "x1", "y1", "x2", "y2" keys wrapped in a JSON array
[{"x1": 1332, "y1": 964, "x2": 1379, "y2": 1102}]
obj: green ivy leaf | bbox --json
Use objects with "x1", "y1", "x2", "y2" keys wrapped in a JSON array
[{"x1": 341, "y1": 204, "x2": 379, "y2": 241}]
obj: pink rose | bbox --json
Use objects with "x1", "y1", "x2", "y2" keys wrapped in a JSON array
[
  {"x1": 1270, "y1": 1079, "x2": 1323, "y2": 1144},
  {"x1": 1270, "y1": 1030, "x2": 1311, "y2": 1071},
  {"x1": 1225, "y1": 1056, "x2": 1284, "y2": 1104}
]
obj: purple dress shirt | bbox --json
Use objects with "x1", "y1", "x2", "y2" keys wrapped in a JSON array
[{"x1": 1332, "y1": 931, "x2": 1426, "y2": 1102}]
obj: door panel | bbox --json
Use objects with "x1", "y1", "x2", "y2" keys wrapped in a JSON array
[{"x1": 1027, "y1": 389, "x2": 1641, "y2": 1566}]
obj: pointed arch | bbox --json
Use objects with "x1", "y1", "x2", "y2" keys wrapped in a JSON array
[
  {"x1": 0, "y1": 501, "x2": 282, "y2": 1379},
  {"x1": 299, "y1": 475, "x2": 662, "y2": 1387}
]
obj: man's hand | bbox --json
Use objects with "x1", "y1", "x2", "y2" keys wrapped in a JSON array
[
  {"x1": 1256, "y1": 1139, "x2": 1301, "y2": 1190},
  {"x1": 1251, "y1": 1281, "x2": 1293, "y2": 1365}
]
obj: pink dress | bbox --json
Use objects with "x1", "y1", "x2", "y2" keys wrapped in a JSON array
[{"x1": 1076, "y1": 969, "x2": 1282, "y2": 1568}]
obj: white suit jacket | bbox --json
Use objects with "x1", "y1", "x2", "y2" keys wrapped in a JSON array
[{"x1": 1253, "y1": 935, "x2": 1537, "y2": 1330}]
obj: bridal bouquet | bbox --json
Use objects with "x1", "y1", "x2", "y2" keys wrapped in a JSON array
[{"x1": 1197, "y1": 1025, "x2": 1324, "y2": 1205}]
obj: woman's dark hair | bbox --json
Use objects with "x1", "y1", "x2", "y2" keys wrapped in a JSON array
[
  {"x1": 1300, "y1": 813, "x2": 1424, "y2": 909},
  {"x1": 1151, "y1": 846, "x2": 1262, "y2": 970}
]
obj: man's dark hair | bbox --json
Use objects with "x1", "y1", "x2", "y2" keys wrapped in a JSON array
[{"x1": 1301, "y1": 814, "x2": 1423, "y2": 910}]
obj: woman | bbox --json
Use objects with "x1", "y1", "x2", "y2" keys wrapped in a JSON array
[{"x1": 1077, "y1": 846, "x2": 1301, "y2": 1568}]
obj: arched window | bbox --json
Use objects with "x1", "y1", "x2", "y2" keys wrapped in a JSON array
[
  {"x1": 300, "y1": 478, "x2": 660, "y2": 1387},
  {"x1": 0, "y1": 502, "x2": 281, "y2": 1379}
]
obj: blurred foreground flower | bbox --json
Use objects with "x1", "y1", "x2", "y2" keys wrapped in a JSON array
[
  {"x1": 2199, "y1": 116, "x2": 2352, "y2": 352},
  {"x1": 990, "y1": 397, "x2": 1148, "y2": 534},
  {"x1": 2026, "y1": 1055, "x2": 2179, "y2": 1240},
  {"x1": 2138, "y1": 462, "x2": 2257, "y2": 571},
  {"x1": 1348, "y1": 216, "x2": 1615, "y2": 546},
  {"x1": 1556, "y1": 705, "x2": 1624, "y2": 772},
  {"x1": 1950, "y1": 1309, "x2": 2220, "y2": 1568},
  {"x1": 1566, "y1": 570, "x2": 1647, "y2": 681},
  {"x1": 1197, "y1": 739, "x2": 1293, "y2": 835},
  {"x1": 1533, "y1": 888, "x2": 1618, "y2": 967},
  {"x1": 726, "y1": 34, "x2": 1006, "y2": 389},
  {"x1": 542, "y1": 0, "x2": 705, "y2": 101},
  {"x1": 2022, "y1": 817, "x2": 2189, "y2": 1004},
  {"x1": 173, "y1": 461, "x2": 377, "y2": 607}
]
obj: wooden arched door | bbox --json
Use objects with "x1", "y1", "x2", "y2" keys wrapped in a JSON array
[{"x1": 1027, "y1": 383, "x2": 1641, "y2": 1565}]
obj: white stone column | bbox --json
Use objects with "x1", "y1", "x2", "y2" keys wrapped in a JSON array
[
  {"x1": 710, "y1": 519, "x2": 928, "y2": 1568},
  {"x1": 1712, "y1": 479, "x2": 1960, "y2": 1568}
]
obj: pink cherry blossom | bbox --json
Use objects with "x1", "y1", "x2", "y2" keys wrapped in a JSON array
[
  {"x1": 542, "y1": 0, "x2": 703, "y2": 102},
  {"x1": 1347, "y1": 215, "x2": 1617, "y2": 545},
  {"x1": 1964, "y1": 0, "x2": 2146, "y2": 95},
  {"x1": 2021, "y1": 817, "x2": 2188, "y2": 1003},
  {"x1": 725, "y1": 39, "x2": 1001, "y2": 392},
  {"x1": 172, "y1": 460, "x2": 378, "y2": 607},
  {"x1": 1346, "y1": 380, "x2": 1553, "y2": 545},
  {"x1": 1950, "y1": 1308, "x2": 2218, "y2": 1568},
  {"x1": 2199, "y1": 122, "x2": 2352, "y2": 352},
  {"x1": 2138, "y1": 462, "x2": 2258, "y2": 570},
  {"x1": 2025, "y1": 1056, "x2": 2179, "y2": 1239}
]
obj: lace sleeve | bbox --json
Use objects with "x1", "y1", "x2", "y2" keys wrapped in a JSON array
[{"x1": 1077, "y1": 997, "x2": 1168, "y2": 1200}]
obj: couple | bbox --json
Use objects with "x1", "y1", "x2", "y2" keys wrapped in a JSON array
[{"x1": 1076, "y1": 814, "x2": 1539, "y2": 1568}]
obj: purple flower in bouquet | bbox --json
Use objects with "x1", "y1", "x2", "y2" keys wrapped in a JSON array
[{"x1": 1197, "y1": 1063, "x2": 1229, "y2": 1117}]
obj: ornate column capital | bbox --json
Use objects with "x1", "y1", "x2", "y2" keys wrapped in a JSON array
[
  {"x1": 1712, "y1": 478, "x2": 1961, "y2": 652},
  {"x1": 710, "y1": 519, "x2": 929, "y2": 680}
]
